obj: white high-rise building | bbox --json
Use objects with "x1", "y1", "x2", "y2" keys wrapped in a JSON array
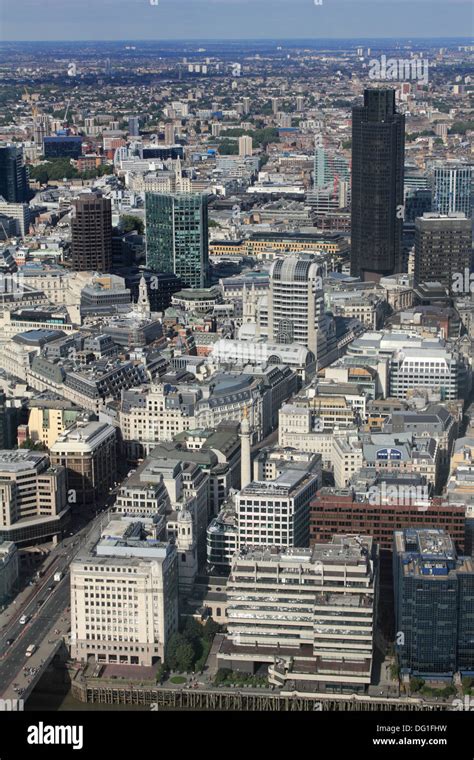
[
  {"x1": 433, "y1": 163, "x2": 473, "y2": 218},
  {"x1": 267, "y1": 254, "x2": 329, "y2": 367}
]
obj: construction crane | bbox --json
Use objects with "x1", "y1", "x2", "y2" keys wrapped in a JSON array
[
  {"x1": 63, "y1": 100, "x2": 71, "y2": 127},
  {"x1": 24, "y1": 86, "x2": 38, "y2": 119}
]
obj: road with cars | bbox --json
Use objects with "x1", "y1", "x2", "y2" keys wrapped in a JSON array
[{"x1": 0, "y1": 499, "x2": 116, "y2": 698}]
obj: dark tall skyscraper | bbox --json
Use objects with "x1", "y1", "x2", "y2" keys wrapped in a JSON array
[
  {"x1": 0, "y1": 145, "x2": 28, "y2": 203},
  {"x1": 145, "y1": 192, "x2": 209, "y2": 289},
  {"x1": 71, "y1": 194, "x2": 112, "y2": 272},
  {"x1": 351, "y1": 89, "x2": 405, "y2": 282}
]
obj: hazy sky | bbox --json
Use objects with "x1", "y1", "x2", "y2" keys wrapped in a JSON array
[{"x1": 1, "y1": 0, "x2": 473, "y2": 41}]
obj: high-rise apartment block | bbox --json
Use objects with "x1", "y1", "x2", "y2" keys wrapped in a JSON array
[
  {"x1": 164, "y1": 123, "x2": 175, "y2": 145},
  {"x1": 238, "y1": 135, "x2": 253, "y2": 157},
  {"x1": 33, "y1": 115, "x2": 51, "y2": 151},
  {"x1": 128, "y1": 116, "x2": 140, "y2": 136}
]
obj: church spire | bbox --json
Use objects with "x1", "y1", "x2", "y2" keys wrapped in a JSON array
[{"x1": 137, "y1": 274, "x2": 151, "y2": 319}]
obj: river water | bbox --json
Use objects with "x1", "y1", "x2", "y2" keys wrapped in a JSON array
[{"x1": 26, "y1": 686, "x2": 150, "y2": 712}]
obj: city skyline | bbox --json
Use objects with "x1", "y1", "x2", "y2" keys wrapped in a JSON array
[{"x1": 0, "y1": 3, "x2": 472, "y2": 740}]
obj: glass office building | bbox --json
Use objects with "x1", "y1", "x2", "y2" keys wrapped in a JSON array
[
  {"x1": 0, "y1": 145, "x2": 29, "y2": 203},
  {"x1": 393, "y1": 529, "x2": 474, "y2": 677},
  {"x1": 314, "y1": 147, "x2": 350, "y2": 190},
  {"x1": 142, "y1": 146, "x2": 184, "y2": 160},
  {"x1": 145, "y1": 192, "x2": 210, "y2": 289},
  {"x1": 404, "y1": 188, "x2": 432, "y2": 223},
  {"x1": 43, "y1": 136, "x2": 83, "y2": 159},
  {"x1": 433, "y1": 164, "x2": 474, "y2": 218}
]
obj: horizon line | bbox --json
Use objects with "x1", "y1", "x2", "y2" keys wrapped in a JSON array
[{"x1": 2, "y1": 35, "x2": 474, "y2": 43}]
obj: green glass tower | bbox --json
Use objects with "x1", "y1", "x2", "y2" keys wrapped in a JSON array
[{"x1": 145, "y1": 192, "x2": 210, "y2": 289}]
